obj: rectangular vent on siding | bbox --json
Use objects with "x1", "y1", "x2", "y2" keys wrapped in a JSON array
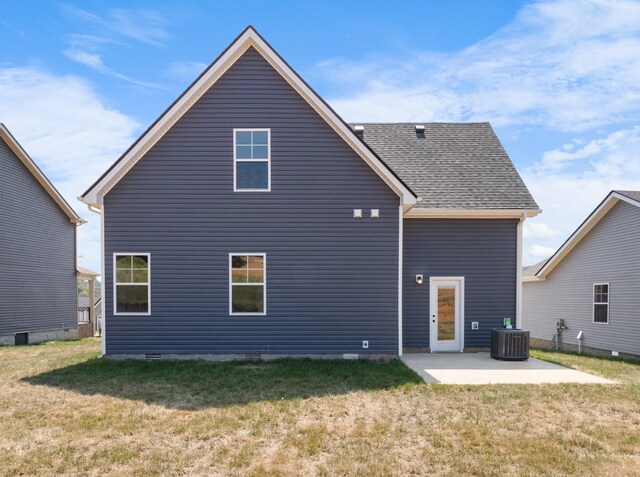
[
  {"x1": 15, "y1": 332, "x2": 29, "y2": 346},
  {"x1": 145, "y1": 353, "x2": 161, "y2": 360}
]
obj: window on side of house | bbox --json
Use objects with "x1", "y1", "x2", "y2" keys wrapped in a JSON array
[
  {"x1": 230, "y1": 254, "x2": 266, "y2": 315},
  {"x1": 593, "y1": 283, "x2": 609, "y2": 324},
  {"x1": 234, "y1": 129, "x2": 270, "y2": 191},
  {"x1": 114, "y1": 254, "x2": 150, "y2": 315}
]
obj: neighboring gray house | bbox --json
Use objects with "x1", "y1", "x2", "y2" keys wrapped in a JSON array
[
  {"x1": 523, "y1": 191, "x2": 640, "y2": 359},
  {"x1": 0, "y1": 124, "x2": 85, "y2": 346},
  {"x1": 80, "y1": 26, "x2": 539, "y2": 358}
]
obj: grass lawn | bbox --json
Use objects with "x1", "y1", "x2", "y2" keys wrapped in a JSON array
[{"x1": 0, "y1": 340, "x2": 638, "y2": 476}]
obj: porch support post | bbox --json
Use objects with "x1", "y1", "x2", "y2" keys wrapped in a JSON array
[{"x1": 88, "y1": 278, "x2": 95, "y2": 335}]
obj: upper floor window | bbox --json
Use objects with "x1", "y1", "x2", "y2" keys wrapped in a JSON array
[
  {"x1": 234, "y1": 129, "x2": 270, "y2": 191},
  {"x1": 114, "y1": 253, "x2": 150, "y2": 315},
  {"x1": 593, "y1": 283, "x2": 609, "y2": 324}
]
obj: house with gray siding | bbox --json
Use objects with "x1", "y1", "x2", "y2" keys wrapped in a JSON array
[
  {"x1": 80, "y1": 26, "x2": 539, "y2": 359},
  {"x1": 523, "y1": 191, "x2": 640, "y2": 359},
  {"x1": 0, "y1": 124, "x2": 84, "y2": 346}
]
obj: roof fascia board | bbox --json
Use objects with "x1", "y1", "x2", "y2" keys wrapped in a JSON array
[
  {"x1": 404, "y1": 208, "x2": 540, "y2": 219},
  {"x1": 0, "y1": 125, "x2": 84, "y2": 224},
  {"x1": 536, "y1": 192, "x2": 628, "y2": 279},
  {"x1": 80, "y1": 27, "x2": 416, "y2": 208},
  {"x1": 614, "y1": 191, "x2": 640, "y2": 208}
]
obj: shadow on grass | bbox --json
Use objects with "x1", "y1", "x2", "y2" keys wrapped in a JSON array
[{"x1": 23, "y1": 357, "x2": 422, "y2": 409}]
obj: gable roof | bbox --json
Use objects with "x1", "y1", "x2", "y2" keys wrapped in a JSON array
[
  {"x1": 353, "y1": 123, "x2": 539, "y2": 214},
  {"x1": 0, "y1": 124, "x2": 84, "y2": 224},
  {"x1": 522, "y1": 258, "x2": 548, "y2": 277},
  {"x1": 528, "y1": 190, "x2": 640, "y2": 281},
  {"x1": 77, "y1": 266, "x2": 100, "y2": 279},
  {"x1": 80, "y1": 26, "x2": 417, "y2": 208}
]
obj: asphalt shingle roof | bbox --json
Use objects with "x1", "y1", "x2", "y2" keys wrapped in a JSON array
[
  {"x1": 522, "y1": 258, "x2": 549, "y2": 277},
  {"x1": 351, "y1": 122, "x2": 538, "y2": 210}
]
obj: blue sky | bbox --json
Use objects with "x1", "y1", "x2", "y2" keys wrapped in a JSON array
[{"x1": 2, "y1": 0, "x2": 640, "y2": 272}]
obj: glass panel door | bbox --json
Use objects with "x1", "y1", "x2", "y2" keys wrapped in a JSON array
[
  {"x1": 430, "y1": 278, "x2": 464, "y2": 352},
  {"x1": 437, "y1": 287, "x2": 456, "y2": 341}
]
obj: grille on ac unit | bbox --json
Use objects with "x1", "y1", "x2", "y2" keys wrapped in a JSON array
[{"x1": 490, "y1": 328, "x2": 530, "y2": 361}]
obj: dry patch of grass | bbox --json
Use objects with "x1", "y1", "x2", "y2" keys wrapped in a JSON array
[{"x1": 1, "y1": 340, "x2": 639, "y2": 476}]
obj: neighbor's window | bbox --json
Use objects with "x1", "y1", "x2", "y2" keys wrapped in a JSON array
[
  {"x1": 234, "y1": 129, "x2": 270, "y2": 191},
  {"x1": 593, "y1": 283, "x2": 609, "y2": 324},
  {"x1": 114, "y1": 254, "x2": 150, "y2": 315},
  {"x1": 230, "y1": 254, "x2": 265, "y2": 314}
]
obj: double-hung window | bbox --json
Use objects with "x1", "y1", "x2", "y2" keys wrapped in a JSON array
[
  {"x1": 114, "y1": 254, "x2": 150, "y2": 315},
  {"x1": 234, "y1": 129, "x2": 270, "y2": 191},
  {"x1": 593, "y1": 283, "x2": 609, "y2": 324},
  {"x1": 230, "y1": 254, "x2": 266, "y2": 315}
]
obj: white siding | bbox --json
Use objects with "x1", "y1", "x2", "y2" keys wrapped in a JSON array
[{"x1": 523, "y1": 201, "x2": 640, "y2": 356}]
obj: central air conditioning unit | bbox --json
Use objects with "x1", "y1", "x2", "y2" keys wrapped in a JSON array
[{"x1": 490, "y1": 328, "x2": 530, "y2": 361}]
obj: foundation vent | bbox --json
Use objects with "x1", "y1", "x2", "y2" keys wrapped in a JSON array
[{"x1": 145, "y1": 353, "x2": 162, "y2": 360}]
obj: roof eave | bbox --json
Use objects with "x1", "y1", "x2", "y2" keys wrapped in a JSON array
[
  {"x1": 0, "y1": 124, "x2": 85, "y2": 224},
  {"x1": 404, "y1": 207, "x2": 541, "y2": 219}
]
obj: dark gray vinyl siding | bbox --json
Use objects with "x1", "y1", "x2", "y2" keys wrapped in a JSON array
[
  {"x1": 0, "y1": 138, "x2": 77, "y2": 336},
  {"x1": 104, "y1": 47, "x2": 400, "y2": 355},
  {"x1": 523, "y1": 201, "x2": 640, "y2": 356},
  {"x1": 403, "y1": 219, "x2": 517, "y2": 348}
]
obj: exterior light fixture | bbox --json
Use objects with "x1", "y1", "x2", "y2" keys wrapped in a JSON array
[{"x1": 416, "y1": 274, "x2": 423, "y2": 285}]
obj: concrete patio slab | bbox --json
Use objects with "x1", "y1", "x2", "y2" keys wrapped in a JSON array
[{"x1": 401, "y1": 352, "x2": 615, "y2": 385}]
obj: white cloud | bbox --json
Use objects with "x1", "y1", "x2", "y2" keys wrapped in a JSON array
[
  {"x1": 0, "y1": 66, "x2": 140, "y2": 272},
  {"x1": 529, "y1": 244, "x2": 557, "y2": 259},
  {"x1": 61, "y1": 5, "x2": 171, "y2": 89},
  {"x1": 314, "y1": 0, "x2": 640, "y2": 131},
  {"x1": 522, "y1": 126, "x2": 640, "y2": 265},
  {"x1": 523, "y1": 222, "x2": 558, "y2": 240},
  {"x1": 62, "y1": 5, "x2": 169, "y2": 46},
  {"x1": 63, "y1": 47, "x2": 164, "y2": 89},
  {"x1": 165, "y1": 61, "x2": 208, "y2": 81}
]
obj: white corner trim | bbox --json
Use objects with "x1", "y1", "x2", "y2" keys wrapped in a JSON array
[
  {"x1": 404, "y1": 207, "x2": 541, "y2": 219},
  {"x1": 80, "y1": 27, "x2": 416, "y2": 208},
  {"x1": 90, "y1": 200, "x2": 106, "y2": 357},
  {"x1": 537, "y1": 192, "x2": 638, "y2": 279},
  {"x1": 0, "y1": 125, "x2": 85, "y2": 224},
  {"x1": 398, "y1": 203, "x2": 403, "y2": 356}
]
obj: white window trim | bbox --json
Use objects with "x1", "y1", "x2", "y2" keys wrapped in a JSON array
[
  {"x1": 233, "y1": 128, "x2": 271, "y2": 192},
  {"x1": 113, "y1": 253, "x2": 151, "y2": 316},
  {"x1": 229, "y1": 253, "x2": 267, "y2": 316},
  {"x1": 592, "y1": 282, "x2": 609, "y2": 325}
]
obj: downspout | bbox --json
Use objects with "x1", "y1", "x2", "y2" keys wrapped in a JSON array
[
  {"x1": 516, "y1": 214, "x2": 525, "y2": 329},
  {"x1": 86, "y1": 202, "x2": 106, "y2": 357},
  {"x1": 398, "y1": 201, "x2": 403, "y2": 356}
]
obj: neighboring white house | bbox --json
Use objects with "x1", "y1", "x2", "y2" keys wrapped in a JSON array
[{"x1": 522, "y1": 190, "x2": 640, "y2": 359}]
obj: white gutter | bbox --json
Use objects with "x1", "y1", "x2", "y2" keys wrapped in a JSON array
[{"x1": 404, "y1": 208, "x2": 541, "y2": 219}]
